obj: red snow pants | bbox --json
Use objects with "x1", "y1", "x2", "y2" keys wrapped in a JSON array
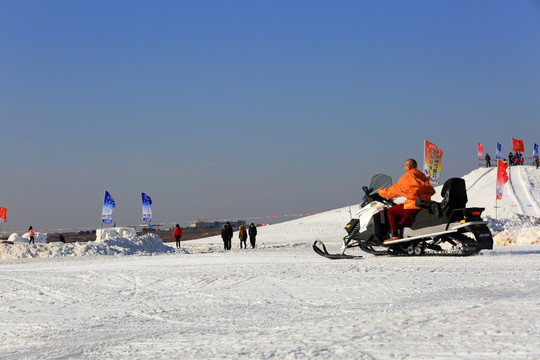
[{"x1": 387, "y1": 204, "x2": 421, "y2": 231}]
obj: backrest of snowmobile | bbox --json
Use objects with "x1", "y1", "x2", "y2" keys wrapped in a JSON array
[{"x1": 440, "y1": 178, "x2": 467, "y2": 221}]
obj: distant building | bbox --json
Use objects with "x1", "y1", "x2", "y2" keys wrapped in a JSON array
[{"x1": 140, "y1": 224, "x2": 162, "y2": 232}]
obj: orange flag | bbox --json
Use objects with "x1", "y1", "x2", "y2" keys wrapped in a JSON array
[{"x1": 423, "y1": 140, "x2": 443, "y2": 185}]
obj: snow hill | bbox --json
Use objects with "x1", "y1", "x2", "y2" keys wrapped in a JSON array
[
  {"x1": 1, "y1": 166, "x2": 539, "y2": 259},
  {"x1": 451, "y1": 166, "x2": 540, "y2": 245},
  {"x1": 449, "y1": 166, "x2": 540, "y2": 219}
]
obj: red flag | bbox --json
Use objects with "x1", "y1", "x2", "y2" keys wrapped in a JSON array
[
  {"x1": 496, "y1": 160, "x2": 509, "y2": 200},
  {"x1": 0, "y1": 207, "x2": 6, "y2": 222},
  {"x1": 477, "y1": 143, "x2": 483, "y2": 160},
  {"x1": 512, "y1": 138, "x2": 524, "y2": 152}
]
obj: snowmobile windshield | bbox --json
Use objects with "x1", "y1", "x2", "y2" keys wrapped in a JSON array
[
  {"x1": 360, "y1": 174, "x2": 393, "y2": 207},
  {"x1": 368, "y1": 174, "x2": 392, "y2": 194}
]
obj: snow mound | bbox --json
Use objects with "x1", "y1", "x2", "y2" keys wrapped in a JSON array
[
  {"x1": 8, "y1": 231, "x2": 48, "y2": 243},
  {"x1": 96, "y1": 227, "x2": 137, "y2": 240},
  {"x1": 487, "y1": 213, "x2": 540, "y2": 232},
  {"x1": 494, "y1": 228, "x2": 540, "y2": 246},
  {"x1": 488, "y1": 214, "x2": 540, "y2": 246},
  {"x1": 0, "y1": 233, "x2": 175, "y2": 259}
]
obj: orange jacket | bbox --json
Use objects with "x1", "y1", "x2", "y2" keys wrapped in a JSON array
[
  {"x1": 173, "y1": 226, "x2": 182, "y2": 238},
  {"x1": 378, "y1": 168, "x2": 436, "y2": 209}
]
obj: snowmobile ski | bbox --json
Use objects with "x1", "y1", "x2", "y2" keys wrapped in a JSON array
[{"x1": 312, "y1": 240, "x2": 362, "y2": 260}]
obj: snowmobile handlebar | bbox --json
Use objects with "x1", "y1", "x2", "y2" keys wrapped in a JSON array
[
  {"x1": 373, "y1": 193, "x2": 396, "y2": 206},
  {"x1": 363, "y1": 187, "x2": 396, "y2": 206}
]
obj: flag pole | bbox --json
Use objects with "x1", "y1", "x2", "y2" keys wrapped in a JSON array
[
  {"x1": 99, "y1": 207, "x2": 103, "y2": 238},
  {"x1": 99, "y1": 192, "x2": 102, "y2": 235}
]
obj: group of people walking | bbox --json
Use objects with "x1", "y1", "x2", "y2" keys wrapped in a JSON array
[
  {"x1": 220, "y1": 222, "x2": 257, "y2": 250},
  {"x1": 173, "y1": 221, "x2": 258, "y2": 251}
]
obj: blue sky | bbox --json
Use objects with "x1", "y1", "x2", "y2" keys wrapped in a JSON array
[{"x1": 1, "y1": 1, "x2": 539, "y2": 232}]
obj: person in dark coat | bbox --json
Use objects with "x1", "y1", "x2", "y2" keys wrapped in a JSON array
[
  {"x1": 485, "y1": 153, "x2": 491, "y2": 168},
  {"x1": 58, "y1": 233, "x2": 66, "y2": 243},
  {"x1": 221, "y1": 222, "x2": 233, "y2": 250},
  {"x1": 508, "y1": 152, "x2": 514, "y2": 166},
  {"x1": 248, "y1": 223, "x2": 257, "y2": 249},
  {"x1": 513, "y1": 151, "x2": 522, "y2": 166}
]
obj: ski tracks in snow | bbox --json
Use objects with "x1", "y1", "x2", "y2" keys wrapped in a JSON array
[
  {"x1": 513, "y1": 167, "x2": 540, "y2": 214},
  {"x1": 507, "y1": 167, "x2": 540, "y2": 215},
  {"x1": 465, "y1": 167, "x2": 492, "y2": 191},
  {"x1": 1, "y1": 248, "x2": 539, "y2": 359}
]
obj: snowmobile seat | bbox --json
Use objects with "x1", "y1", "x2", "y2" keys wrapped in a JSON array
[
  {"x1": 408, "y1": 177, "x2": 468, "y2": 230},
  {"x1": 409, "y1": 201, "x2": 446, "y2": 230},
  {"x1": 415, "y1": 198, "x2": 442, "y2": 217}
]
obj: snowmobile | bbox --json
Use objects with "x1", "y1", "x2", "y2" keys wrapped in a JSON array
[{"x1": 313, "y1": 174, "x2": 493, "y2": 259}]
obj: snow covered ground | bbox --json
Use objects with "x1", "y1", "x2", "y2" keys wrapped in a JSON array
[{"x1": 0, "y1": 166, "x2": 539, "y2": 359}]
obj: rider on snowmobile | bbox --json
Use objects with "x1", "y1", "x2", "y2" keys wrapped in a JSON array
[{"x1": 377, "y1": 158, "x2": 436, "y2": 241}]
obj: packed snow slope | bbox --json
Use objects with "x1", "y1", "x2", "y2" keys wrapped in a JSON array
[
  {"x1": 437, "y1": 166, "x2": 540, "y2": 245},
  {"x1": 440, "y1": 166, "x2": 540, "y2": 219}
]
